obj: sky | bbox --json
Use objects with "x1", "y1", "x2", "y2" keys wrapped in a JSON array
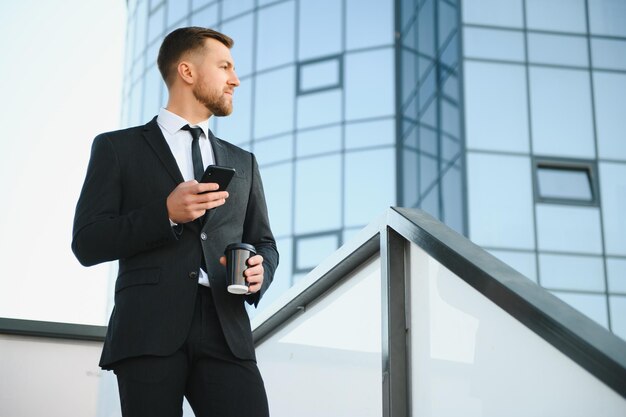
[{"x1": 0, "y1": 0, "x2": 127, "y2": 325}]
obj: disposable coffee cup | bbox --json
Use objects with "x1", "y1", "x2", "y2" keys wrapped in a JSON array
[{"x1": 225, "y1": 243, "x2": 256, "y2": 294}]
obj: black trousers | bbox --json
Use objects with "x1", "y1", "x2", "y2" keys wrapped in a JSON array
[{"x1": 113, "y1": 286, "x2": 269, "y2": 417}]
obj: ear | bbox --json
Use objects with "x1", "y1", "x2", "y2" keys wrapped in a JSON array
[{"x1": 177, "y1": 61, "x2": 194, "y2": 85}]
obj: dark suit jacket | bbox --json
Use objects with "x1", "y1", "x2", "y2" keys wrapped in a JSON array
[{"x1": 72, "y1": 117, "x2": 278, "y2": 369}]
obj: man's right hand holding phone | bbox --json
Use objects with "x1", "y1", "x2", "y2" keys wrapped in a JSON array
[{"x1": 167, "y1": 180, "x2": 229, "y2": 224}]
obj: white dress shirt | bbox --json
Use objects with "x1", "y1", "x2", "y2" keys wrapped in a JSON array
[{"x1": 157, "y1": 108, "x2": 215, "y2": 286}]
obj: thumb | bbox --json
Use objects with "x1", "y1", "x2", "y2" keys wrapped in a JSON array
[{"x1": 219, "y1": 256, "x2": 227, "y2": 266}]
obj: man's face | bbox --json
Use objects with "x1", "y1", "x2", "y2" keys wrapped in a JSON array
[{"x1": 192, "y1": 38, "x2": 240, "y2": 116}]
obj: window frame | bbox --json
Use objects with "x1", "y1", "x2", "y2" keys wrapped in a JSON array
[
  {"x1": 533, "y1": 157, "x2": 599, "y2": 206},
  {"x1": 297, "y1": 55, "x2": 344, "y2": 96}
]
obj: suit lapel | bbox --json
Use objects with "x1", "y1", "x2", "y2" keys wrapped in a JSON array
[
  {"x1": 142, "y1": 117, "x2": 184, "y2": 185},
  {"x1": 203, "y1": 130, "x2": 230, "y2": 228},
  {"x1": 209, "y1": 129, "x2": 230, "y2": 168}
]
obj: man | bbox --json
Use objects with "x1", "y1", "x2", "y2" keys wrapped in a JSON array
[{"x1": 72, "y1": 27, "x2": 278, "y2": 417}]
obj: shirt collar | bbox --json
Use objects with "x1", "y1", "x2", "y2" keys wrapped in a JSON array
[{"x1": 157, "y1": 108, "x2": 210, "y2": 139}]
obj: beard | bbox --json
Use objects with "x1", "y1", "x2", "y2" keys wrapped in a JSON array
[{"x1": 192, "y1": 82, "x2": 233, "y2": 117}]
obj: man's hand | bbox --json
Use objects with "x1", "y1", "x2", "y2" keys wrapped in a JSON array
[
  {"x1": 219, "y1": 254, "x2": 265, "y2": 294},
  {"x1": 167, "y1": 180, "x2": 228, "y2": 224}
]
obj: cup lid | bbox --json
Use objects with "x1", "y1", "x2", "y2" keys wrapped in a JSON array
[{"x1": 224, "y1": 243, "x2": 256, "y2": 254}]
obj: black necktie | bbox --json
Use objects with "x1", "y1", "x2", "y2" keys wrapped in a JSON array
[{"x1": 181, "y1": 125, "x2": 205, "y2": 181}]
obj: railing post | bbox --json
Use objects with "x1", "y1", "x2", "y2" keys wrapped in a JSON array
[{"x1": 381, "y1": 225, "x2": 409, "y2": 417}]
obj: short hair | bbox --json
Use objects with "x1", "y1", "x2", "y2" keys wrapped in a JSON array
[{"x1": 157, "y1": 26, "x2": 234, "y2": 87}]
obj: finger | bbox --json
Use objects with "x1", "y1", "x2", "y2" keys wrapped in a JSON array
[
  {"x1": 205, "y1": 199, "x2": 226, "y2": 210},
  {"x1": 247, "y1": 255, "x2": 264, "y2": 266},
  {"x1": 247, "y1": 282, "x2": 261, "y2": 294},
  {"x1": 245, "y1": 274, "x2": 263, "y2": 285},
  {"x1": 196, "y1": 182, "x2": 220, "y2": 192},
  {"x1": 194, "y1": 190, "x2": 229, "y2": 202},
  {"x1": 188, "y1": 196, "x2": 227, "y2": 210},
  {"x1": 219, "y1": 256, "x2": 226, "y2": 266},
  {"x1": 245, "y1": 266, "x2": 263, "y2": 277}
]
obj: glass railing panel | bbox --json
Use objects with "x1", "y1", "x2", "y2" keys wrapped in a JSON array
[
  {"x1": 256, "y1": 255, "x2": 382, "y2": 417},
  {"x1": 408, "y1": 242, "x2": 626, "y2": 417}
]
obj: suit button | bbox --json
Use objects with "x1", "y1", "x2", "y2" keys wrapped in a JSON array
[
  {"x1": 200, "y1": 232, "x2": 207, "y2": 241},
  {"x1": 189, "y1": 271, "x2": 198, "y2": 279}
]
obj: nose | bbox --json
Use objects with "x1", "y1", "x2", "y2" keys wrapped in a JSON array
[{"x1": 229, "y1": 71, "x2": 240, "y2": 88}]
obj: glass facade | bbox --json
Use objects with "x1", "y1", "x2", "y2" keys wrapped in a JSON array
[
  {"x1": 122, "y1": 0, "x2": 626, "y2": 339},
  {"x1": 460, "y1": 0, "x2": 626, "y2": 339}
]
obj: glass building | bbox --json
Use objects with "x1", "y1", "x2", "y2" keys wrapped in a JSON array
[{"x1": 121, "y1": 0, "x2": 626, "y2": 338}]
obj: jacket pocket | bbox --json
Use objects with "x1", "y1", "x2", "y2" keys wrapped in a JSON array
[{"x1": 115, "y1": 267, "x2": 160, "y2": 292}]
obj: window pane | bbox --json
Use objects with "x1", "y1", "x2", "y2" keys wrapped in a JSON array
[
  {"x1": 260, "y1": 163, "x2": 293, "y2": 237},
  {"x1": 530, "y1": 67, "x2": 595, "y2": 158},
  {"x1": 256, "y1": 1, "x2": 295, "y2": 71},
  {"x1": 401, "y1": 50, "x2": 418, "y2": 107},
  {"x1": 488, "y1": 250, "x2": 538, "y2": 282},
  {"x1": 537, "y1": 166, "x2": 593, "y2": 202},
  {"x1": 528, "y1": 33, "x2": 588, "y2": 67},
  {"x1": 254, "y1": 134, "x2": 293, "y2": 166},
  {"x1": 297, "y1": 90, "x2": 342, "y2": 130},
  {"x1": 191, "y1": 0, "x2": 215, "y2": 11},
  {"x1": 134, "y1": 1, "x2": 148, "y2": 61},
  {"x1": 299, "y1": 0, "x2": 342, "y2": 61},
  {"x1": 591, "y1": 38, "x2": 626, "y2": 71},
  {"x1": 214, "y1": 77, "x2": 252, "y2": 144},
  {"x1": 536, "y1": 204, "x2": 603, "y2": 254},
  {"x1": 526, "y1": 0, "x2": 586, "y2": 33},
  {"x1": 222, "y1": 0, "x2": 254, "y2": 19},
  {"x1": 295, "y1": 233, "x2": 340, "y2": 271},
  {"x1": 254, "y1": 67, "x2": 295, "y2": 138},
  {"x1": 464, "y1": 62, "x2": 529, "y2": 153},
  {"x1": 610, "y1": 296, "x2": 626, "y2": 340},
  {"x1": 600, "y1": 162, "x2": 626, "y2": 255},
  {"x1": 462, "y1": 0, "x2": 523, "y2": 28},
  {"x1": 258, "y1": 237, "x2": 293, "y2": 308},
  {"x1": 142, "y1": 65, "x2": 164, "y2": 122},
  {"x1": 540, "y1": 254, "x2": 605, "y2": 291},
  {"x1": 129, "y1": 82, "x2": 143, "y2": 126},
  {"x1": 295, "y1": 155, "x2": 342, "y2": 234},
  {"x1": 145, "y1": 39, "x2": 160, "y2": 66},
  {"x1": 418, "y1": 0, "x2": 435, "y2": 57},
  {"x1": 147, "y1": 5, "x2": 165, "y2": 44},
  {"x1": 589, "y1": 0, "x2": 626, "y2": 37},
  {"x1": 344, "y1": 148, "x2": 396, "y2": 227},
  {"x1": 607, "y1": 258, "x2": 626, "y2": 293},
  {"x1": 441, "y1": 101, "x2": 460, "y2": 139},
  {"x1": 222, "y1": 14, "x2": 254, "y2": 78},
  {"x1": 441, "y1": 163, "x2": 464, "y2": 234},
  {"x1": 345, "y1": 49, "x2": 395, "y2": 120},
  {"x1": 594, "y1": 72, "x2": 626, "y2": 161},
  {"x1": 166, "y1": 1, "x2": 188, "y2": 27},
  {"x1": 420, "y1": 186, "x2": 440, "y2": 220},
  {"x1": 190, "y1": 3, "x2": 218, "y2": 26},
  {"x1": 440, "y1": 32, "x2": 459, "y2": 69},
  {"x1": 346, "y1": 0, "x2": 393, "y2": 50},
  {"x1": 438, "y1": 0, "x2": 458, "y2": 47},
  {"x1": 403, "y1": 148, "x2": 419, "y2": 207},
  {"x1": 420, "y1": 153, "x2": 438, "y2": 195},
  {"x1": 467, "y1": 153, "x2": 535, "y2": 249},
  {"x1": 299, "y1": 58, "x2": 341, "y2": 93},
  {"x1": 463, "y1": 27, "x2": 524, "y2": 62},
  {"x1": 442, "y1": 136, "x2": 461, "y2": 166},
  {"x1": 419, "y1": 124, "x2": 437, "y2": 155},
  {"x1": 297, "y1": 126, "x2": 342, "y2": 158},
  {"x1": 345, "y1": 119, "x2": 395, "y2": 150},
  {"x1": 552, "y1": 292, "x2": 608, "y2": 328}
]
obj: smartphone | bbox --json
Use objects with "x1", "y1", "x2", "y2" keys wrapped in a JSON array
[{"x1": 199, "y1": 165, "x2": 236, "y2": 193}]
